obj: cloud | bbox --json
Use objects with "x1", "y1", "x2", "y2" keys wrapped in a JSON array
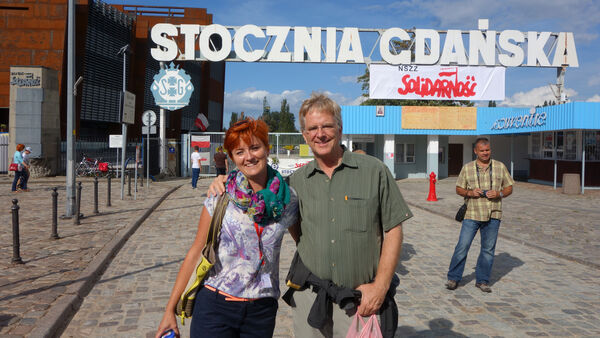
[
  {"x1": 500, "y1": 85, "x2": 578, "y2": 107},
  {"x1": 340, "y1": 75, "x2": 357, "y2": 84},
  {"x1": 586, "y1": 94, "x2": 600, "y2": 102}
]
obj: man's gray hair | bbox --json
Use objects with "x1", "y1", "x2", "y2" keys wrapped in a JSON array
[{"x1": 298, "y1": 92, "x2": 342, "y2": 131}]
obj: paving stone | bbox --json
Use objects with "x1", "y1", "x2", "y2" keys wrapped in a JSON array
[{"x1": 8, "y1": 177, "x2": 600, "y2": 337}]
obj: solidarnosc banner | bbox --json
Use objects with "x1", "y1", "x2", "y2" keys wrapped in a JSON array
[{"x1": 369, "y1": 64, "x2": 505, "y2": 101}]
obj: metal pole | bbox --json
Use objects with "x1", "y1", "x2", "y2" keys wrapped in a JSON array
[
  {"x1": 276, "y1": 134, "x2": 280, "y2": 162},
  {"x1": 12, "y1": 199, "x2": 23, "y2": 264},
  {"x1": 120, "y1": 50, "x2": 127, "y2": 200},
  {"x1": 159, "y1": 62, "x2": 166, "y2": 174},
  {"x1": 51, "y1": 188, "x2": 59, "y2": 239},
  {"x1": 147, "y1": 115, "x2": 150, "y2": 188},
  {"x1": 93, "y1": 176, "x2": 99, "y2": 214},
  {"x1": 128, "y1": 170, "x2": 132, "y2": 196},
  {"x1": 74, "y1": 182, "x2": 82, "y2": 225},
  {"x1": 553, "y1": 159, "x2": 557, "y2": 190},
  {"x1": 582, "y1": 137, "x2": 586, "y2": 194},
  {"x1": 65, "y1": 0, "x2": 76, "y2": 217},
  {"x1": 510, "y1": 134, "x2": 514, "y2": 178},
  {"x1": 134, "y1": 161, "x2": 138, "y2": 200},
  {"x1": 107, "y1": 175, "x2": 112, "y2": 207}
]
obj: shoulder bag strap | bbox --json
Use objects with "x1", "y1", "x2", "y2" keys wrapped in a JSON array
[{"x1": 205, "y1": 193, "x2": 230, "y2": 248}]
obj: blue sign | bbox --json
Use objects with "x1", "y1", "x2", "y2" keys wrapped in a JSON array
[
  {"x1": 168, "y1": 146, "x2": 175, "y2": 153},
  {"x1": 151, "y1": 62, "x2": 194, "y2": 111}
]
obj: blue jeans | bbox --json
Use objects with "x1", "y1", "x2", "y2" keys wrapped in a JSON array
[
  {"x1": 190, "y1": 287, "x2": 278, "y2": 338},
  {"x1": 12, "y1": 170, "x2": 25, "y2": 191},
  {"x1": 447, "y1": 218, "x2": 501, "y2": 284},
  {"x1": 191, "y1": 168, "x2": 200, "y2": 188}
]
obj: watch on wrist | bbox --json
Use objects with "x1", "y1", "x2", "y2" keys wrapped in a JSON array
[{"x1": 499, "y1": 191, "x2": 504, "y2": 198}]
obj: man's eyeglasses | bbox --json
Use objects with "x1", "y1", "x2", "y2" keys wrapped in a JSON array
[{"x1": 303, "y1": 123, "x2": 337, "y2": 136}]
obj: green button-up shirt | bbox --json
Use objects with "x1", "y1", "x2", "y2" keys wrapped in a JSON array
[
  {"x1": 289, "y1": 150, "x2": 413, "y2": 288},
  {"x1": 456, "y1": 159, "x2": 514, "y2": 221}
]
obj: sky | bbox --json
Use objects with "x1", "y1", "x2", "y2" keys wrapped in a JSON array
[{"x1": 109, "y1": 0, "x2": 600, "y2": 127}]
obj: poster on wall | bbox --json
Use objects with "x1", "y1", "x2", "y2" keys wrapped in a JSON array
[{"x1": 369, "y1": 64, "x2": 505, "y2": 101}]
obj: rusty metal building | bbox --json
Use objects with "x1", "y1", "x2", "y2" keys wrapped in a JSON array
[{"x1": 0, "y1": 0, "x2": 225, "y2": 140}]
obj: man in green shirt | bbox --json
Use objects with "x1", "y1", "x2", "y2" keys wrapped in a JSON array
[
  {"x1": 288, "y1": 93, "x2": 412, "y2": 337},
  {"x1": 209, "y1": 93, "x2": 412, "y2": 337},
  {"x1": 446, "y1": 137, "x2": 514, "y2": 293}
]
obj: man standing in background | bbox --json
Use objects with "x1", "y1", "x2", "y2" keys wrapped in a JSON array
[
  {"x1": 190, "y1": 146, "x2": 201, "y2": 189},
  {"x1": 213, "y1": 146, "x2": 229, "y2": 176},
  {"x1": 446, "y1": 137, "x2": 514, "y2": 293}
]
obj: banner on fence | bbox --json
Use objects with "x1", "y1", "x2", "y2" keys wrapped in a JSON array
[
  {"x1": 369, "y1": 64, "x2": 505, "y2": 101},
  {"x1": 191, "y1": 135, "x2": 210, "y2": 148}
]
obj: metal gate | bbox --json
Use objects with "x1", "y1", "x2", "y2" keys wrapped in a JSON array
[{"x1": 185, "y1": 132, "x2": 308, "y2": 177}]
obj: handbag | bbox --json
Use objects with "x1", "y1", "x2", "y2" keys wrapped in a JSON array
[
  {"x1": 9, "y1": 163, "x2": 18, "y2": 171},
  {"x1": 455, "y1": 202, "x2": 467, "y2": 222},
  {"x1": 346, "y1": 314, "x2": 383, "y2": 338},
  {"x1": 175, "y1": 193, "x2": 230, "y2": 324}
]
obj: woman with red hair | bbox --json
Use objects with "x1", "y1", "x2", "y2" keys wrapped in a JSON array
[{"x1": 157, "y1": 118, "x2": 298, "y2": 338}]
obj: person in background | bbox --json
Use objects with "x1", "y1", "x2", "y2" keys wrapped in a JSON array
[
  {"x1": 190, "y1": 146, "x2": 201, "y2": 189},
  {"x1": 208, "y1": 93, "x2": 412, "y2": 337},
  {"x1": 445, "y1": 137, "x2": 514, "y2": 293},
  {"x1": 156, "y1": 118, "x2": 298, "y2": 338},
  {"x1": 214, "y1": 146, "x2": 229, "y2": 176},
  {"x1": 11, "y1": 144, "x2": 25, "y2": 192},
  {"x1": 18, "y1": 146, "x2": 32, "y2": 191}
]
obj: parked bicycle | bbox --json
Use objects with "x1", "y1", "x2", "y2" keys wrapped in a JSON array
[{"x1": 76, "y1": 154, "x2": 114, "y2": 177}]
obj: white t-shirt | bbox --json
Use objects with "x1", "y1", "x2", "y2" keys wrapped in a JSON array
[{"x1": 191, "y1": 151, "x2": 201, "y2": 169}]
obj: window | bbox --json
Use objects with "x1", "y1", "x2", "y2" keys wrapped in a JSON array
[
  {"x1": 584, "y1": 131, "x2": 600, "y2": 161},
  {"x1": 542, "y1": 132, "x2": 554, "y2": 159},
  {"x1": 530, "y1": 131, "x2": 579, "y2": 160},
  {"x1": 395, "y1": 143, "x2": 415, "y2": 163},
  {"x1": 565, "y1": 131, "x2": 577, "y2": 160},
  {"x1": 531, "y1": 133, "x2": 541, "y2": 158}
]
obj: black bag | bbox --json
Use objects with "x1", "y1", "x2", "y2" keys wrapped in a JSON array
[{"x1": 455, "y1": 203, "x2": 467, "y2": 222}]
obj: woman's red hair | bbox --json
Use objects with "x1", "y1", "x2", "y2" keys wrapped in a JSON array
[
  {"x1": 224, "y1": 118, "x2": 270, "y2": 158},
  {"x1": 16, "y1": 144, "x2": 25, "y2": 151}
]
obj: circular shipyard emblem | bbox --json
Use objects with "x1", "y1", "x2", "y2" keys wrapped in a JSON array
[{"x1": 151, "y1": 62, "x2": 194, "y2": 111}]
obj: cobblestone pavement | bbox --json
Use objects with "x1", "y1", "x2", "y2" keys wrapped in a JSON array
[
  {"x1": 62, "y1": 179, "x2": 600, "y2": 337},
  {"x1": 0, "y1": 175, "x2": 186, "y2": 337},
  {"x1": 397, "y1": 178, "x2": 600, "y2": 268}
]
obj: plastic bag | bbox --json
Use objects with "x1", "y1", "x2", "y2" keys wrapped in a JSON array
[{"x1": 346, "y1": 314, "x2": 383, "y2": 338}]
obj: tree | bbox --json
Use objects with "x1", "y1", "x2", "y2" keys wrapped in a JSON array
[
  {"x1": 260, "y1": 97, "x2": 298, "y2": 132},
  {"x1": 277, "y1": 99, "x2": 297, "y2": 132},
  {"x1": 229, "y1": 112, "x2": 239, "y2": 129},
  {"x1": 488, "y1": 101, "x2": 497, "y2": 107}
]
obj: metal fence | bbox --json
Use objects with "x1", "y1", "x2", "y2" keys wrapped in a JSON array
[
  {"x1": 186, "y1": 132, "x2": 308, "y2": 176},
  {"x1": 59, "y1": 136, "x2": 142, "y2": 174},
  {"x1": 0, "y1": 133, "x2": 8, "y2": 174}
]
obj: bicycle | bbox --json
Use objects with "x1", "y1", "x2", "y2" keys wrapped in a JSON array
[{"x1": 76, "y1": 154, "x2": 114, "y2": 177}]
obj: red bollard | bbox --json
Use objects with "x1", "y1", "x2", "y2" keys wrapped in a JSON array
[{"x1": 427, "y1": 171, "x2": 438, "y2": 201}]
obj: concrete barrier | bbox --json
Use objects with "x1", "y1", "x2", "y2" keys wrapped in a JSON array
[{"x1": 562, "y1": 173, "x2": 580, "y2": 194}]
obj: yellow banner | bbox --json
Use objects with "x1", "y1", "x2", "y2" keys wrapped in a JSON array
[{"x1": 402, "y1": 106, "x2": 477, "y2": 130}]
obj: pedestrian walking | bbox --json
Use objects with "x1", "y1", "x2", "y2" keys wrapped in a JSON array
[
  {"x1": 190, "y1": 146, "x2": 201, "y2": 189},
  {"x1": 18, "y1": 146, "x2": 32, "y2": 191},
  {"x1": 11, "y1": 144, "x2": 26, "y2": 192},
  {"x1": 156, "y1": 118, "x2": 298, "y2": 338},
  {"x1": 446, "y1": 137, "x2": 514, "y2": 293}
]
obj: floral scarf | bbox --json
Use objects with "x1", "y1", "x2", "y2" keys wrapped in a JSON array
[{"x1": 226, "y1": 165, "x2": 290, "y2": 225}]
